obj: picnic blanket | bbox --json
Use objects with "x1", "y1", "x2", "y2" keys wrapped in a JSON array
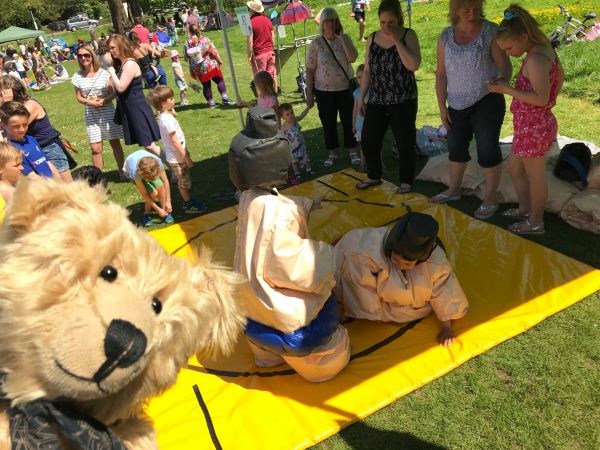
[{"x1": 147, "y1": 170, "x2": 600, "y2": 450}]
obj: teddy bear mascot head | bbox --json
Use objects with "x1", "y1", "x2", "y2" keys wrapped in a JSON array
[{"x1": 0, "y1": 179, "x2": 246, "y2": 450}]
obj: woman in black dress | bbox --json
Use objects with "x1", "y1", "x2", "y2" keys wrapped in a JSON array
[
  {"x1": 355, "y1": 0, "x2": 421, "y2": 193},
  {"x1": 106, "y1": 35, "x2": 161, "y2": 155}
]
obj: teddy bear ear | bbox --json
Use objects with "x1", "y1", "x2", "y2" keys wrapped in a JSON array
[{"x1": 4, "y1": 178, "x2": 107, "y2": 236}]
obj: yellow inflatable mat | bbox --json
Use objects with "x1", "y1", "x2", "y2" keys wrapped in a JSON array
[{"x1": 147, "y1": 170, "x2": 600, "y2": 450}]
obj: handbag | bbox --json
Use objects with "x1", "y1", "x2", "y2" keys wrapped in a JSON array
[{"x1": 321, "y1": 36, "x2": 359, "y2": 92}]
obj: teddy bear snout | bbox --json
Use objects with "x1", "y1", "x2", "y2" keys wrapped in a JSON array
[{"x1": 93, "y1": 319, "x2": 148, "y2": 382}]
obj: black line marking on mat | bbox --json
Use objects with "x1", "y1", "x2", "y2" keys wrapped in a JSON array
[
  {"x1": 187, "y1": 319, "x2": 422, "y2": 378},
  {"x1": 169, "y1": 217, "x2": 237, "y2": 256},
  {"x1": 317, "y1": 180, "x2": 350, "y2": 196},
  {"x1": 193, "y1": 384, "x2": 223, "y2": 450},
  {"x1": 355, "y1": 198, "x2": 395, "y2": 208},
  {"x1": 340, "y1": 171, "x2": 363, "y2": 181}
]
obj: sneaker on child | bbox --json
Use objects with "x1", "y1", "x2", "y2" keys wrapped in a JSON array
[
  {"x1": 222, "y1": 97, "x2": 235, "y2": 105},
  {"x1": 183, "y1": 199, "x2": 207, "y2": 213},
  {"x1": 163, "y1": 213, "x2": 175, "y2": 224},
  {"x1": 289, "y1": 175, "x2": 300, "y2": 185},
  {"x1": 141, "y1": 214, "x2": 153, "y2": 227}
]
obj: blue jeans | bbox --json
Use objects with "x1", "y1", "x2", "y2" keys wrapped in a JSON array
[
  {"x1": 145, "y1": 65, "x2": 168, "y2": 89},
  {"x1": 41, "y1": 142, "x2": 69, "y2": 172}
]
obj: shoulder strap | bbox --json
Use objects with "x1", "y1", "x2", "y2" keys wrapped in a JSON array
[
  {"x1": 401, "y1": 28, "x2": 409, "y2": 44},
  {"x1": 322, "y1": 36, "x2": 351, "y2": 81}
]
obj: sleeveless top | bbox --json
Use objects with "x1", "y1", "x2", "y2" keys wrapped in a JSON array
[
  {"x1": 27, "y1": 101, "x2": 60, "y2": 147},
  {"x1": 137, "y1": 54, "x2": 153, "y2": 76},
  {"x1": 367, "y1": 31, "x2": 417, "y2": 105},
  {"x1": 511, "y1": 52, "x2": 560, "y2": 115},
  {"x1": 440, "y1": 20, "x2": 499, "y2": 110}
]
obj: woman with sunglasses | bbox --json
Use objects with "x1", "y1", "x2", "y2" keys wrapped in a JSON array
[
  {"x1": 72, "y1": 45, "x2": 125, "y2": 172},
  {"x1": 334, "y1": 212, "x2": 469, "y2": 347}
]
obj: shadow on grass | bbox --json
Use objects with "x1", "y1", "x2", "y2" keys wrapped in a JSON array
[{"x1": 335, "y1": 422, "x2": 447, "y2": 450}]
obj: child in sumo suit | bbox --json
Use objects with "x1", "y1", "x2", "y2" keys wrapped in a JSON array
[
  {"x1": 229, "y1": 107, "x2": 350, "y2": 382},
  {"x1": 334, "y1": 212, "x2": 469, "y2": 347}
]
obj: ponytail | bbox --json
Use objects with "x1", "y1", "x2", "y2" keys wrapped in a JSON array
[
  {"x1": 378, "y1": 0, "x2": 404, "y2": 27},
  {"x1": 497, "y1": 4, "x2": 549, "y2": 46}
]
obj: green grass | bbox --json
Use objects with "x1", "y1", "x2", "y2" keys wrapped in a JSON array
[{"x1": 30, "y1": 0, "x2": 600, "y2": 448}]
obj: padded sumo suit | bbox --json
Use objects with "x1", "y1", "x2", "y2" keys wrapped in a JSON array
[
  {"x1": 229, "y1": 107, "x2": 350, "y2": 382},
  {"x1": 334, "y1": 214, "x2": 469, "y2": 325}
]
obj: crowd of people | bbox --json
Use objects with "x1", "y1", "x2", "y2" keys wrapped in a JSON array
[{"x1": 0, "y1": 0, "x2": 577, "y2": 384}]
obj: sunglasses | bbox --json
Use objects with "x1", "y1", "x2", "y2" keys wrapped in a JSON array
[{"x1": 77, "y1": 53, "x2": 92, "y2": 60}]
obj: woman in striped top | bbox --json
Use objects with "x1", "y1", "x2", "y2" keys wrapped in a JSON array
[{"x1": 72, "y1": 45, "x2": 125, "y2": 172}]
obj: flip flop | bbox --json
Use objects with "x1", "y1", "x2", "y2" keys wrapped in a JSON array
[
  {"x1": 507, "y1": 220, "x2": 545, "y2": 235},
  {"x1": 474, "y1": 203, "x2": 499, "y2": 220},
  {"x1": 356, "y1": 179, "x2": 383, "y2": 190},
  {"x1": 429, "y1": 192, "x2": 461, "y2": 204},
  {"x1": 396, "y1": 183, "x2": 412, "y2": 194}
]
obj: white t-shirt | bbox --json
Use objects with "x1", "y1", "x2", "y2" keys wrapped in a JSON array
[
  {"x1": 172, "y1": 61, "x2": 184, "y2": 81},
  {"x1": 159, "y1": 112, "x2": 186, "y2": 164}
]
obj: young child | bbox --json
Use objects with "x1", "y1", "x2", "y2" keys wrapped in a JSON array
[
  {"x1": 334, "y1": 212, "x2": 469, "y2": 347},
  {"x1": 230, "y1": 108, "x2": 350, "y2": 382},
  {"x1": 0, "y1": 142, "x2": 24, "y2": 203},
  {"x1": 48, "y1": 59, "x2": 69, "y2": 84},
  {"x1": 279, "y1": 103, "x2": 314, "y2": 185},
  {"x1": 170, "y1": 50, "x2": 188, "y2": 106},
  {"x1": 122, "y1": 149, "x2": 174, "y2": 226},
  {"x1": 488, "y1": 4, "x2": 564, "y2": 235},
  {"x1": 353, "y1": 0, "x2": 371, "y2": 42},
  {"x1": 239, "y1": 71, "x2": 279, "y2": 125},
  {"x1": 147, "y1": 86, "x2": 206, "y2": 214},
  {"x1": 0, "y1": 101, "x2": 59, "y2": 180},
  {"x1": 352, "y1": 63, "x2": 367, "y2": 170}
]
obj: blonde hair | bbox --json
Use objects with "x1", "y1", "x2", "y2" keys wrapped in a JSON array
[
  {"x1": 137, "y1": 157, "x2": 161, "y2": 181},
  {"x1": 448, "y1": 0, "x2": 485, "y2": 26},
  {"x1": 254, "y1": 71, "x2": 276, "y2": 97},
  {"x1": 318, "y1": 8, "x2": 342, "y2": 36},
  {"x1": 0, "y1": 142, "x2": 22, "y2": 170},
  {"x1": 497, "y1": 4, "x2": 549, "y2": 46},
  {"x1": 76, "y1": 44, "x2": 100, "y2": 73},
  {"x1": 147, "y1": 85, "x2": 174, "y2": 111}
]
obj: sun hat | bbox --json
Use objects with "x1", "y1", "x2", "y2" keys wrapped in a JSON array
[
  {"x1": 170, "y1": 49, "x2": 179, "y2": 58},
  {"x1": 247, "y1": 0, "x2": 264, "y2": 13},
  {"x1": 384, "y1": 212, "x2": 439, "y2": 262}
]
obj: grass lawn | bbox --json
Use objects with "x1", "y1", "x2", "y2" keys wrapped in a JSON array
[{"x1": 32, "y1": 0, "x2": 600, "y2": 448}]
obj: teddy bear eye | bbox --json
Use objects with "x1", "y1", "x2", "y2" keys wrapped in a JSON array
[
  {"x1": 99, "y1": 266, "x2": 118, "y2": 282},
  {"x1": 152, "y1": 297, "x2": 162, "y2": 315}
]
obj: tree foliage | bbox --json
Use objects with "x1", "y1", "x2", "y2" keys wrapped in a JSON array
[{"x1": 0, "y1": 0, "x2": 110, "y2": 30}]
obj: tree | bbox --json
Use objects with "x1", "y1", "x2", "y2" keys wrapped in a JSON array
[{"x1": 106, "y1": 0, "x2": 128, "y2": 33}]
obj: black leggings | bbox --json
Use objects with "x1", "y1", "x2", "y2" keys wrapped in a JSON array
[
  {"x1": 314, "y1": 89, "x2": 357, "y2": 150},
  {"x1": 362, "y1": 99, "x2": 418, "y2": 184}
]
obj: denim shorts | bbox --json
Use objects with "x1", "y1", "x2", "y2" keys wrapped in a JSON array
[{"x1": 41, "y1": 142, "x2": 69, "y2": 172}]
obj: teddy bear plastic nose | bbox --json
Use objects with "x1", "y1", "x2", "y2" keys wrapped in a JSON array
[{"x1": 93, "y1": 319, "x2": 147, "y2": 382}]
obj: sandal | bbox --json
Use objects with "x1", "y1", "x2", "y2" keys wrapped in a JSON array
[
  {"x1": 324, "y1": 155, "x2": 337, "y2": 167},
  {"x1": 396, "y1": 183, "x2": 412, "y2": 194},
  {"x1": 349, "y1": 152, "x2": 361, "y2": 166},
  {"x1": 507, "y1": 220, "x2": 545, "y2": 235},
  {"x1": 474, "y1": 203, "x2": 499, "y2": 220},
  {"x1": 356, "y1": 179, "x2": 383, "y2": 190},
  {"x1": 429, "y1": 192, "x2": 461, "y2": 204},
  {"x1": 502, "y1": 208, "x2": 530, "y2": 220}
]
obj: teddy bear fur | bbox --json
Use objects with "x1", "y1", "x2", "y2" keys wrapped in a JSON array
[{"x1": 0, "y1": 179, "x2": 246, "y2": 449}]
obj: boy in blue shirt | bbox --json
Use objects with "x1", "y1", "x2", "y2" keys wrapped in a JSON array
[{"x1": 0, "y1": 101, "x2": 59, "y2": 179}]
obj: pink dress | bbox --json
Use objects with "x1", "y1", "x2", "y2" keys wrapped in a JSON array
[{"x1": 510, "y1": 52, "x2": 560, "y2": 158}]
